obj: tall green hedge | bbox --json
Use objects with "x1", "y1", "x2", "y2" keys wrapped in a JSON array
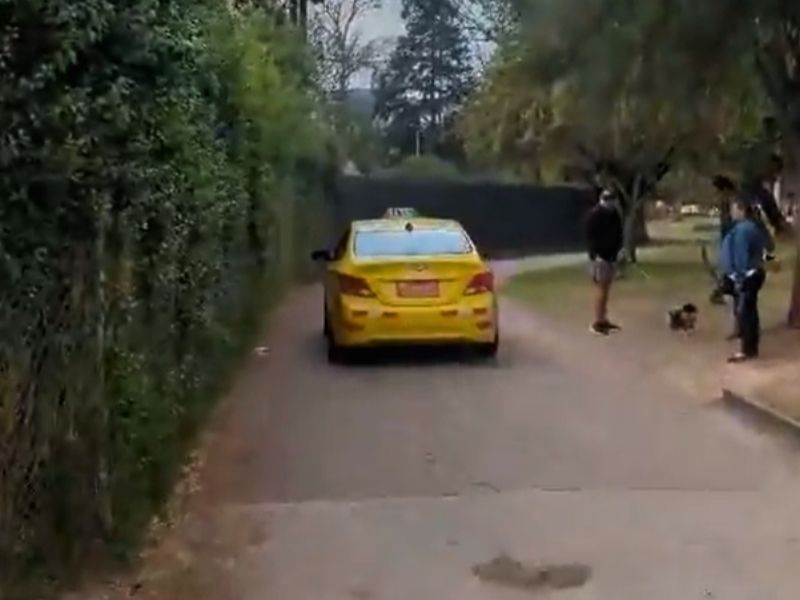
[{"x1": 0, "y1": 1, "x2": 332, "y2": 594}]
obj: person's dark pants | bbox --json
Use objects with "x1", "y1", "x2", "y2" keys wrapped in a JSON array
[
  {"x1": 720, "y1": 276, "x2": 739, "y2": 337},
  {"x1": 735, "y1": 269, "x2": 766, "y2": 357},
  {"x1": 711, "y1": 276, "x2": 739, "y2": 336}
]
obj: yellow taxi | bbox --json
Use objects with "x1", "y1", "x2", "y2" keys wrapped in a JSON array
[{"x1": 312, "y1": 218, "x2": 499, "y2": 363}]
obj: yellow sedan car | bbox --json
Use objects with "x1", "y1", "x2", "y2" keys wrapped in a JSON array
[{"x1": 312, "y1": 218, "x2": 499, "y2": 363}]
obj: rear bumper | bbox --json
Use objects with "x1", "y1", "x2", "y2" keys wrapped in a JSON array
[{"x1": 331, "y1": 295, "x2": 498, "y2": 347}]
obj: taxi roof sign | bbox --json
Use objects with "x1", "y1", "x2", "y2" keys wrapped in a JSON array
[{"x1": 384, "y1": 207, "x2": 419, "y2": 219}]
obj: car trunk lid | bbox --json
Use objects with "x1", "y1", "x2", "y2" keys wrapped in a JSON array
[{"x1": 351, "y1": 257, "x2": 487, "y2": 306}]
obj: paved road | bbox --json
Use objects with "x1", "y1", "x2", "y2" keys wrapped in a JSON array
[{"x1": 98, "y1": 284, "x2": 800, "y2": 600}]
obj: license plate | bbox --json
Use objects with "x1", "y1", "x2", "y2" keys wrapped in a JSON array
[{"x1": 397, "y1": 280, "x2": 440, "y2": 298}]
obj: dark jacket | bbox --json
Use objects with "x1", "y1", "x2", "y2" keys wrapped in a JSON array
[
  {"x1": 720, "y1": 219, "x2": 766, "y2": 278},
  {"x1": 585, "y1": 203, "x2": 624, "y2": 262}
]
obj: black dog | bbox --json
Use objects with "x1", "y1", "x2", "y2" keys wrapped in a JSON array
[{"x1": 668, "y1": 303, "x2": 699, "y2": 332}]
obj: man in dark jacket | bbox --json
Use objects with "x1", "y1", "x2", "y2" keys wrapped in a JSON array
[{"x1": 585, "y1": 190, "x2": 624, "y2": 335}]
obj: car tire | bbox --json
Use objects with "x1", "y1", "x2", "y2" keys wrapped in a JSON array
[
  {"x1": 476, "y1": 331, "x2": 500, "y2": 359},
  {"x1": 326, "y1": 336, "x2": 349, "y2": 365},
  {"x1": 323, "y1": 305, "x2": 331, "y2": 339}
]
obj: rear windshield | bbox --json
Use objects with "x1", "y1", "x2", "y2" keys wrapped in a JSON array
[{"x1": 353, "y1": 229, "x2": 473, "y2": 257}]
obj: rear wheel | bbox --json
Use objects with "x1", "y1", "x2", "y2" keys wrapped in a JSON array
[
  {"x1": 326, "y1": 337, "x2": 342, "y2": 364},
  {"x1": 323, "y1": 304, "x2": 331, "y2": 339},
  {"x1": 326, "y1": 333, "x2": 351, "y2": 365},
  {"x1": 475, "y1": 331, "x2": 500, "y2": 359}
]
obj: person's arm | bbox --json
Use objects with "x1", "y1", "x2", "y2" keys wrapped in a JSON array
[
  {"x1": 610, "y1": 211, "x2": 624, "y2": 259},
  {"x1": 748, "y1": 222, "x2": 768, "y2": 268},
  {"x1": 720, "y1": 213, "x2": 734, "y2": 240},
  {"x1": 719, "y1": 230, "x2": 734, "y2": 277},
  {"x1": 756, "y1": 218, "x2": 776, "y2": 257},
  {"x1": 585, "y1": 209, "x2": 600, "y2": 260},
  {"x1": 763, "y1": 230, "x2": 776, "y2": 258},
  {"x1": 750, "y1": 203, "x2": 776, "y2": 254},
  {"x1": 754, "y1": 185, "x2": 789, "y2": 235}
]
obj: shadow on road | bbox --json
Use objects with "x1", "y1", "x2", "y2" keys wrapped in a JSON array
[
  {"x1": 341, "y1": 346, "x2": 500, "y2": 369},
  {"x1": 305, "y1": 336, "x2": 504, "y2": 370}
]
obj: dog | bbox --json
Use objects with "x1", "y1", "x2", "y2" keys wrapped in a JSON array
[{"x1": 667, "y1": 303, "x2": 699, "y2": 333}]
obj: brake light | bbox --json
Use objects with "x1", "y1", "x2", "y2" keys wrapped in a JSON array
[
  {"x1": 338, "y1": 274, "x2": 375, "y2": 297},
  {"x1": 465, "y1": 271, "x2": 494, "y2": 295}
]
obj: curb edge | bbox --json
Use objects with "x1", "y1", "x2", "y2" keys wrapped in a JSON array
[{"x1": 721, "y1": 388, "x2": 800, "y2": 439}]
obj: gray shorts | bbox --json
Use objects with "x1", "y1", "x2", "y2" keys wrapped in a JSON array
[{"x1": 591, "y1": 260, "x2": 616, "y2": 286}]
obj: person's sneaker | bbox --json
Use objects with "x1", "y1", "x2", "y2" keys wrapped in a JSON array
[
  {"x1": 590, "y1": 322, "x2": 610, "y2": 336},
  {"x1": 602, "y1": 320, "x2": 622, "y2": 332},
  {"x1": 727, "y1": 352, "x2": 757, "y2": 364}
]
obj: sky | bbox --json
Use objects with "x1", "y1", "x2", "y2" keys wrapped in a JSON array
[
  {"x1": 361, "y1": 0, "x2": 404, "y2": 40},
  {"x1": 349, "y1": 0, "x2": 492, "y2": 89},
  {"x1": 350, "y1": 0, "x2": 404, "y2": 88}
]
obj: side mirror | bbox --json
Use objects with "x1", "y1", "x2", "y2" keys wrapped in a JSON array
[{"x1": 311, "y1": 249, "x2": 332, "y2": 262}]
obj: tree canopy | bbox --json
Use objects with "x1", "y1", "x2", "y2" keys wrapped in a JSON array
[
  {"x1": 464, "y1": 1, "x2": 792, "y2": 253},
  {"x1": 461, "y1": 0, "x2": 800, "y2": 316},
  {"x1": 310, "y1": 0, "x2": 382, "y2": 99},
  {"x1": 0, "y1": 0, "x2": 333, "y2": 589},
  {"x1": 374, "y1": 0, "x2": 475, "y2": 156}
]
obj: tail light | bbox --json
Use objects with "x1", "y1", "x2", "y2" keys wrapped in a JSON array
[
  {"x1": 464, "y1": 271, "x2": 494, "y2": 295},
  {"x1": 338, "y1": 274, "x2": 375, "y2": 297}
]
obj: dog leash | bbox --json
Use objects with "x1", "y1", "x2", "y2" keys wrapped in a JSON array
[{"x1": 630, "y1": 263, "x2": 652, "y2": 281}]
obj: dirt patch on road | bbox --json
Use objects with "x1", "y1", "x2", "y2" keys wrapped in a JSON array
[{"x1": 473, "y1": 554, "x2": 592, "y2": 593}]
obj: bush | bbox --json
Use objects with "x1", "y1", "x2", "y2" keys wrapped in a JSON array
[{"x1": 0, "y1": 1, "x2": 331, "y2": 595}]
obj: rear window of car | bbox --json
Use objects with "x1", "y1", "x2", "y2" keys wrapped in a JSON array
[{"x1": 353, "y1": 229, "x2": 473, "y2": 257}]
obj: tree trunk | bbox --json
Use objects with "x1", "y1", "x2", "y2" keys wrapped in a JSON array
[
  {"x1": 635, "y1": 202, "x2": 649, "y2": 244},
  {"x1": 785, "y1": 137, "x2": 800, "y2": 328},
  {"x1": 620, "y1": 177, "x2": 645, "y2": 264},
  {"x1": 718, "y1": 196, "x2": 732, "y2": 240},
  {"x1": 790, "y1": 245, "x2": 800, "y2": 328},
  {"x1": 622, "y1": 206, "x2": 640, "y2": 264},
  {"x1": 788, "y1": 192, "x2": 800, "y2": 327}
]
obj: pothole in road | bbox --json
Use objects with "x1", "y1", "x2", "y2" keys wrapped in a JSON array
[{"x1": 473, "y1": 554, "x2": 591, "y2": 593}]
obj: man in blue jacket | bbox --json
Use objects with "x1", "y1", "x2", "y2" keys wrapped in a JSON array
[{"x1": 720, "y1": 196, "x2": 768, "y2": 362}]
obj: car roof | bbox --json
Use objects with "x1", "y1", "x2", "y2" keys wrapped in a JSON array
[{"x1": 353, "y1": 218, "x2": 464, "y2": 232}]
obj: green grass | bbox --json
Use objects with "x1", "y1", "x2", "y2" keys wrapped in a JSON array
[{"x1": 505, "y1": 246, "x2": 710, "y2": 315}]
